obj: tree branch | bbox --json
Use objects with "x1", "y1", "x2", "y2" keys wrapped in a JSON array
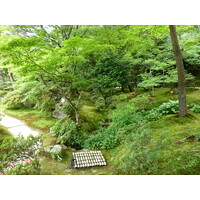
[{"x1": 40, "y1": 25, "x2": 61, "y2": 47}]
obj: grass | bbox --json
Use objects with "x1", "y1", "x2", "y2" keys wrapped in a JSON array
[{"x1": 187, "y1": 89, "x2": 200, "y2": 104}]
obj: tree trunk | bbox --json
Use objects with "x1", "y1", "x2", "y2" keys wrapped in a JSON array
[
  {"x1": 75, "y1": 109, "x2": 79, "y2": 125},
  {"x1": 9, "y1": 73, "x2": 15, "y2": 83},
  {"x1": 128, "y1": 84, "x2": 133, "y2": 92},
  {"x1": 151, "y1": 86, "x2": 155, "y2": 97},
  {"x1": 169, "y1": 25, "x2": 187, "y2": 117},
  {"x1": 74, "y1": 91, "x2": 83, "y2": 125},
  {"x1": 121, "y1": 84, "x2": 125, "y2": 92},
  {"x1": 0, "y1": 69, "x2": 6, "y2": 85},
  {"x1": 64, "y1": 91, "x2": 83, "y2": 125}
]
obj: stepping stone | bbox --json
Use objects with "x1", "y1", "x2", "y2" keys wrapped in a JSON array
[{"x1": 69, "y1": 151, "x2": 106, "y2": 169}]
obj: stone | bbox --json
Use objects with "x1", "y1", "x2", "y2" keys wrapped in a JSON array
[
  {"x1": 52, "y1": 110, "x2": 67, "y2": 119},
  {"x1": 52, "y1": 97, "x2": 69, "y2": 119},
  {"x1": 44, "y1": 145, "x2": 63, "y2": 154},
  {"x1": 60, "y1": 97, "x2": 68, "y2": 104}
]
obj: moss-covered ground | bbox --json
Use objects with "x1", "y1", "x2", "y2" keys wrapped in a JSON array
[
  {"x1": 0, "y1": 104, "x2": 113, "y2": 175},
  {"x1": 0, "y1": 124, "x2": 12, "y2": 141},
  {"x1": 150, "y1": 113, "x2": 200, "y2": 153},
  {"x1": 0, "y1": 88, "x2": 200, "y2": 175},
  {"x1": 39, "y1": 149, "x2": 115, "y2": 175}
]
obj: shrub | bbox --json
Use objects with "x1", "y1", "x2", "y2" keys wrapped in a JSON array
[
  {"x1": 157, "y1": 100, "x2": 179, "y2": 115},
  {"x1": 94, "y1": 97, "x2": 105, "y2": 110},
  {"x1": 50, "y1": 117, "x2": 84, "y2": 149},
  {"x1": 3, "y1": 81, "x2": 56, "y2": 111},
  {"x1": 108, "y1": 101, "x2": 117, "y2": 110},
  {"x1": 142, "y1": 109, "x2": 161, "y2": 121},
  {"x1": 191, "y1": 104, "x2": 200, "y2": 113},
  {"x1": 84, "y1": 104, "x2": 143, "y2": 150},
  {"x1": 84, "y1": 100, "x2": 180, "y2": 151},
  {"x1": 94, "y1": 96, "x2": 115, "y2": 110},
  {"x1": 2, "y1": 89, "x2": 24, "y2": 109},
  {"x1": 84, "y1": 129, "x2": 120, "y2": 150},
  {"x1": 0, "y1": 135, "x2": 41, "y2": 175},
  {"x1": 0, "y1": 90, "x2": 7, "y2": 97},
  {"x1": 68, "y1": 133, "x2": 85, "y2": 150},
  {"x1": 50, "y1": 117, "x2": 77, "y2": 138},
  {"x1": 2, "y1": 160, "x2": 41, "y2": 175},
  {"x1": 112, "y1": 126, "x2": 168, "y2": 175}
]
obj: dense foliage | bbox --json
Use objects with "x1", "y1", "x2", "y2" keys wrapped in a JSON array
[
  {"x1": 84, "y1": 103, "x2": 141, "y2": 149},
  {"x1": 0, "y1": 25, "x2": 200, "y2": 175},
  {"x1": 50, "y1": 117, "x2": 85, "y2": 149},
  {"x1": 191, "y1": 104, "x2": 200, "y2": 113},
  {"x1": 0, "y1": 25, "x2": 198, "y2": 117},
  {"x1": 0, "y1": 135, "x2": 41, "y2": 175}
]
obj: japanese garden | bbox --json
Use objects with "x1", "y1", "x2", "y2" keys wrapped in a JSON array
[{"x1": 0, "y1": 25, "x2": 199, "y2": 175}]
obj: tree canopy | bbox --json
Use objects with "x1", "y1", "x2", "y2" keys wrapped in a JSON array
[{"x1": 0, "y1": 25, "x2": 199, "y2": 120}]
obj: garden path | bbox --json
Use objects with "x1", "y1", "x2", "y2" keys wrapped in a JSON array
[{"x1": 0, "y1": 112, "x2": 39, "y2": 138}]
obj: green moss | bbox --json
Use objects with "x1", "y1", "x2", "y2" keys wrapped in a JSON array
[
  {"x1": 149, "y1": 112, "x2": 200, "y2": 151},
  {"x1": 0, "y1": 106, "x2": 58, "y2": 133},
  {"x1": 119, "y1": 88, "x2": 200, "y2": 111},
  {"x1": 0, "y1": 105, "x2": 115, "y2": 175},
  {"x1": 1, "y1": 88, "x2": 200, "y2": 174},
  {"x1": 0, "y1": 106, "x2": 58, "y2": 146},
  {"x1": 0, "y1": 125, "x2": 12, "y2": 141},
  {"x1": 79, "y1": 105, "x2": 105, "y2": 134},
  {"x1": 187, "y1": 89, "x2": 200, "y2": 104},
  {"x1": 80, "y1": 106, "x2": 103, "y2": 120},
  {"x1": 40, "y1": 148, "x2": 115, "y2": 175}
]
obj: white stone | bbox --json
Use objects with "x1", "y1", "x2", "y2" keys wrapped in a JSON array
[{"x1": 44, "y1": 145, "x2": 62, "y2": 154}]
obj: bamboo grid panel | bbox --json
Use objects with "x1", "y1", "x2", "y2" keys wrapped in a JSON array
[{"x1": 71, "y1": 151, "x2": 106, "y2": 169}]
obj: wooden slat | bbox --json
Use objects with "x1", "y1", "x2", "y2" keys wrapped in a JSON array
[{"x1": 70, "y1": 151, "x2": 106, "y2": 169}]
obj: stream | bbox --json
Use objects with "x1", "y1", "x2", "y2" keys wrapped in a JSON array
[{"x1": 0, "y1": 112, "x2": 39, "y2": 138}]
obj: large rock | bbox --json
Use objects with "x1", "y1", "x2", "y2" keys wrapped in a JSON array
[
  {"x1": 52, "y1": 97, "x2": 69, "y2": 119},
  {"x1": 52, "y1": 110, "x2": 67, "y2": 119}
]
